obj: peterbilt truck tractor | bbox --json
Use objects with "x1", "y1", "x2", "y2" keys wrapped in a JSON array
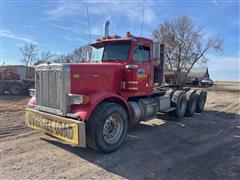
[{"x1": 25, "y1": 22, "x2": 207, "y2": 153}]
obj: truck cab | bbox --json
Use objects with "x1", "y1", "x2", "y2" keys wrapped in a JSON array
[{"x1": 26, "y1": 27, "x2": 207, "y2": 153}]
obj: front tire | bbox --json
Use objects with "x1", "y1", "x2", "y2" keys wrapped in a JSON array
[{"x1": 86, "y1": 103, "x2": 128, "y2": 153}]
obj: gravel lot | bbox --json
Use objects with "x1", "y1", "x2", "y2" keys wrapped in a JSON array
[{"x1": 1, "y1": 81, "x2": 240, "y2": 180}]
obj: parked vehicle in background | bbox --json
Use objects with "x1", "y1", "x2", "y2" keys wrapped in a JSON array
[
  {"x1": 201, "y1": 78, "x2": 213, "y2": 87},
  {"x1": 0, "y1": 67, "x2": 34, "y2": 95}
]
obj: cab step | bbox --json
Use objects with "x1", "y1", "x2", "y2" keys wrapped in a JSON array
[{"x1": 159, "y1": 107, "x2": 175, "y2": 113}]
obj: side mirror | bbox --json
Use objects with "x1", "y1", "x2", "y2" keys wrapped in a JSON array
[
  {"x1": 152, "y1": 43, "x2": 160, "y2": 60},
  {"x1": 152, "y1": 43, "x2": 164, "y2": 61}
]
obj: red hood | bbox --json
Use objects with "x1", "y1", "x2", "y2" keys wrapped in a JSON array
[{"x1": 70, "y1": 63, "x2": 124, "y2": 94}]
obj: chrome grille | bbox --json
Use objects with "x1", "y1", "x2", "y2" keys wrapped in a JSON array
[{"x1": 35, "y1": 64, "x2": 70, "y2": 115}]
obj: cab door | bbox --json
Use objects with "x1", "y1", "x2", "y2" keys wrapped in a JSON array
[{"x1": 132, "y1": 44, "x2": 153, "y2": 95}]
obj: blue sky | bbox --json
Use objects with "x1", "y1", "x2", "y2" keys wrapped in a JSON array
[{"x1": 1, "y1": 0, "x2": 239, "y2": 81}]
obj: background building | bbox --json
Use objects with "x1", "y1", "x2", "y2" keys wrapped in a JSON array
[{"x1": 164, "y1": 68, "x2": 211, "y2": 85}]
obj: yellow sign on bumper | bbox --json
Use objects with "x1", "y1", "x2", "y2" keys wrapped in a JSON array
[{"x1": 25, "y1": 108, "x2": 86, "y2": 147}]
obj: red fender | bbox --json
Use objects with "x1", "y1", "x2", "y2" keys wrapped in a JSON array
[
  {"x1": 71, "y1": 92, "x2": 130, "y2": 121},
  {"x1": 27, "y1": 92, "x2": 130, "y2": 121}
]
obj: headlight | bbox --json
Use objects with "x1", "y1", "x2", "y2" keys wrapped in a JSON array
[
  {"x1": 29, "y1": 89, "x2": 35, "y2": 97},
  {"x1": 68, "y1": 94, "x2": 90, "y2": 105}
]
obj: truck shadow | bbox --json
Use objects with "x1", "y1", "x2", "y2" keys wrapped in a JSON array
[{"x1": 41, "y1": 110, "x2": 240, "y2": 180}]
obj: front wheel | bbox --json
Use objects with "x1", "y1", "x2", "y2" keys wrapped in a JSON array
[{"x1": 86, "y1": 103, "x2": 128, "y2": 153}]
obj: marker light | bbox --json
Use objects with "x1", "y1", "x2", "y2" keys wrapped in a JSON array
[
  {"x1": 103, "y1": 35, "x2": 113, "y2": 40},
  {"x1": 126, "y1": 32, "x2": 131, "y2": 38},
  {"x1": 114, "y1": 34, "x2": 121, "y2": 39},
  {"x1": 68, "y1": 94, "x2": 90, "y2": 105}
]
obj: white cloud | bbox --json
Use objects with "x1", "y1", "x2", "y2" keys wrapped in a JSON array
[
  {"x1": 24, "y1": 25, "x2": 37, "y2": 30},
  {"x1": 61, "y1": 35, "x2": 87, "y2": 43},
  {"x1": 90, "y1": 27, "x2": 102, "y2": 36},
  {"x1": 144, "y1": 8, "x2": 157, "y2": 25},
  {"x1": 0, "y1": 29, "x2": 36, "y2": 44},
  {"x1": 44, "y1": 1, "x2": 157, "y2": 26},
  {"x1": 52, "y1": 24, "x2": 81, "y2": 34},
  {"x1": 212, "y1": 0, "x2": 220, "y2": 8},
  {"x1": 45, "y1": 2, "x2": 81, "y2": 18},
  {"x1": 208, "y1": 54, "x2": 240, "y2": 71}
]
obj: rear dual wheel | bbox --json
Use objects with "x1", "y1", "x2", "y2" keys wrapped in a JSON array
[
  {"x1": 185, "y1": 90, "x2": 197, "y2": 117},
  {"x1": 170, "y1": 90, "x2": 187, "y2": 118},
  {"x1": 169, "y1": 89, "x2": 207, "y2": 118},
  {"x1": 86, "y1": 103, "x2": 128, "y2": 153},
  {"x1": 196, "y1": 90, "x2": 207, "y2": 113}
]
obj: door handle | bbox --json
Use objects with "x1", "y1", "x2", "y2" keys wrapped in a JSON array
[{"x1": 125, "y1": 65, "x2": 138, "y2": 70}]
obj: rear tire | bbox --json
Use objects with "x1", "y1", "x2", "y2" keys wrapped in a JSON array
[
  {"x1": 86, "y1": 102, "x2": 128, "y2": 153},
  {"x1": 9, "y1": 82, "x2": 24, "y2": 95},
  {"x1": 196, "y1": 90, "x2": 207, "y2": 113},
  {"x1": 185, "y1": 90, "x2": 197, "y2": 117},
  {"x1": 170, "y1": 91, "x2": 187, "y2": 118}
]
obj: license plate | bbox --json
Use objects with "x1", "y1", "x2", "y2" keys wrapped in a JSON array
[{"x1": 25, "y1": 108, "x2": 85, "y2": 146}]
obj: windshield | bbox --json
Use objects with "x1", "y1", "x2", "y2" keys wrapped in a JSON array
[{"x1": 91, "y1": 42, "x2": 130, "y2": 62}]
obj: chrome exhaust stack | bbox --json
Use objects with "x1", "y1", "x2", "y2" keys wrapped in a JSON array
[{"x1": 103, "y1": 21, "x2": 110, "y2": 37}]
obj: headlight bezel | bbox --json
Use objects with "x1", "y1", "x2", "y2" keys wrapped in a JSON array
[{"x1": 68, "y1": 94, "x2": 90, "y2": 105}]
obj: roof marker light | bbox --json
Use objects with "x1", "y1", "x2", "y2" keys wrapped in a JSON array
[
  {"x1": 114, "y1": 34, "x2": 121, "y2": 39},
  {"x1": 103, "y1": 35, "x2": 113, "y2": 40},
  {"x1": 126, "y1": 32, "x2": 131, "y2": 38}
]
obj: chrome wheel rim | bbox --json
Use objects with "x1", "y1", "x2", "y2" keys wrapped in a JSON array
[
  {"x1": 191, "y1": 99, "x2": 196, "y2": 112},
  {"x1": 179, "y1": 98, "x2": 186, "y2": 114},
  {"x1": 103, "y1": 114, "x2": 123, "y2": 145}
]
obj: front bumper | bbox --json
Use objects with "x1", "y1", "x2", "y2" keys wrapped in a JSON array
[{"x1": 25, "y1": 108, "x2": 86, "y2": 147}]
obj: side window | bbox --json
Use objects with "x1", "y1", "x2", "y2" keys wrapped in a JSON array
[{"x1": 133, "y1": 45, "x2": 150, "y2": 63}]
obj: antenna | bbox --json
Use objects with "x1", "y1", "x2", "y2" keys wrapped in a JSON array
[
  {"x1": 86, "y1": 7, "x2": 91, "y2": 62},
  {"x1": 87, "y1": 6, "x2": 91, "y2": 43},
  {"x1": 140, "y1": 0, "x2": 145, "y2": 37}
]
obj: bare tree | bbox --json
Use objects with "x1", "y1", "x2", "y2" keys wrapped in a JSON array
[
  {"x1": 72, "y1": 45, "x2": 90, "y2": 62},
  {"x1": 33, "y1": 51, "x2": 55, "y2": 66},
  {"x1": 53, "y1": 45, "x2": 90, "y2": 63},
  {"x1": 20, "y1": 42, "x2": 38, "y2": 67},
  {"x1": 54, "y1": 54, "x2": 66, "y2": 63},
  {"x1": 20, "y1": 42, "x2": 38, "y2": 78},
  {"x1": 153, "y1": 16, "x2": 223, "y2": 85},
  {"x1": 53, "y1": 54, "x2": 72, "y2": 63},
  {"x1": 40, "y1": 51, "x2": 55, "y2": 62}
]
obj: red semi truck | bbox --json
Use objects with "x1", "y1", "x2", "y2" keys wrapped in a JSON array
[{"x1": 25, "y1": 23, "x2": 207, "y2": 153}]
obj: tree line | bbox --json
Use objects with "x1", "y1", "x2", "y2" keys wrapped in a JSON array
[
  {"x1": 20, "y1": 44, "x2": 90, "y2": 67},
  {"x1": 20, "y1": 16, "x2": 223, "y2": 85}
]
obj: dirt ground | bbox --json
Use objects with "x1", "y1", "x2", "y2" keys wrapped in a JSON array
[{"x1": 1, "y1": 81, "x2": 240, "y2": 180}]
